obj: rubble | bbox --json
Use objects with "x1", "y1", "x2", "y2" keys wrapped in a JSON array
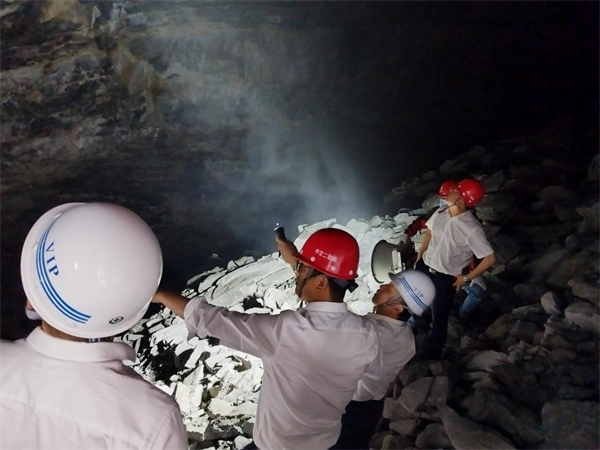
[{"x1": 117, "y1": 132, "x2": 597, "y2": 449}]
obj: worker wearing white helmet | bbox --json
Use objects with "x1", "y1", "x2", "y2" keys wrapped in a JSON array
[
  {"x1": 0, "y1": 203, "x2": 187, "y2": 450},
  {"x1": 337, "y1": 270, "x2": 435, "y2": 449}
]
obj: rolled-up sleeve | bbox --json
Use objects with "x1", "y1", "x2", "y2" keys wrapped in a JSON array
[
  {"x1": 466, "y1": 228, "x2": 494, "y2": 259},
  {"x1": 184, "y1": 297, "x2": 285, "y2": 359}
]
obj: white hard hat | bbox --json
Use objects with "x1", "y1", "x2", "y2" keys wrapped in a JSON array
[
  {"x1": 21, "y1": 203, "x2": 163, "y2": 339},
  {"x1": 389, "y1": 270, "x2": 435, "y2": 316}
]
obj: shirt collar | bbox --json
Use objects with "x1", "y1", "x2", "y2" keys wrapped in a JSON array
[
  {"x1": 302, "y1": 301, "x2": 349, "y2": 313},
  {"x1": 367, "y1": 312, "x2": 407, "y2": 326},
  {"x1": 26, "y1": 327, "x2": 136, "y2": 363}
]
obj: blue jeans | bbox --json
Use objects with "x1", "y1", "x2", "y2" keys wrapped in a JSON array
[{"x1": 459, "y1": 283, "x2": 486, "y2": 318}]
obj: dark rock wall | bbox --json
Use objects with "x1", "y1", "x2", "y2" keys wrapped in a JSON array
[{"x1": 1, "y1": 1, "x2": 598, "y2": 339}]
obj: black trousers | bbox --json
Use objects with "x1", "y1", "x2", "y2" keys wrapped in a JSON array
[
  {"x1": 334, "y1": 399, "x2": 384, "y2": 449},
  {"x1": 414, "y1": 259, "x2": 456, "y2": 359}
]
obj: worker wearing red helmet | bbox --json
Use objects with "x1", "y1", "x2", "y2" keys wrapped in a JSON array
[
  {"x1": 414, "y1": 178, "x2": 496, "y2": 360},
  {"x1": 153, "y1": 228, "x2": 385, "y2": 450}
]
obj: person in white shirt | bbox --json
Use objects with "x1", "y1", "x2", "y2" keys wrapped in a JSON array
[
  {"x1": 337, "y1": 270, "x2": 436, "y2": 449},
  {"x1": 153, "y1": 228, "x2": 385, "y2": 450},
  {"x1": 415, "y1": 179, "x2": 496, "y2": 359},
  {"x1": 0, "y1": 203, "x2": 187, "y2": 450}
]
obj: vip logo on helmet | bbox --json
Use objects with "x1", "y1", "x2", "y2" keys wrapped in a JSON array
[
  {"x1": 45, "y1": 241, "x2": 59, "y2": 276},
  {"x1": 109, "y1": 316, "x2": 124, "y2": 325}
]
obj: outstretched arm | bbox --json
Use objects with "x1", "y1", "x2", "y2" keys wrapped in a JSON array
[
  {"x1": 152, "y1": 289, "x2": 190, "y2": 318},
  {"x1": 153, "y1": 289, "x2": 284, "y2": 359}
]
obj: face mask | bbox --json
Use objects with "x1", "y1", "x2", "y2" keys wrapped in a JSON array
[
  {"x1": 439, "y1": 198, "x2": 447, "y2": 208},
  {"x1": 25, "y1": 308, "x2": 42, "y2": 320}
]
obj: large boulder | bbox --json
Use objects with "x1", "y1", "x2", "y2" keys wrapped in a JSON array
[
  {"x1": 484, "y1": 314, "x2": 516, "y2": 341},
  {"x1": 568, "y1": 274, "x2": 600, "y2": 306},
  {"x1": 540, "y1": 291, "x2": 564, "y2": 316},
  {"x1": 460, "y1": 350, "x2": 508, "y2": 373},
  {"x1": 482, "y1": 170, "x2": 505, "y2": 193},
  {"x1": 415, "y1": 423, "x2": 452, "y2": 449},
  {"x1": 438, "y1": 404, "x2": 515, "y2": 449},
  {"x1": 381, "y1": 434, "x2": 413, "y2": 450},
  {"x1": 398, "y1": 377, "x2": 450, "y2": 413},
  {"x1": 488, "y1": 234, "x2": 520, "y2": 265},
  {"x1": 576, "y1": 200, "x2": 599, "y2": 233},
  {"x1": 541, "y1": 400, "x2": 600, "y2": 449},
  {"x1": 467, "y1": 388, "x2": 543, "y2": 445},
  {"x1": 564, "y1": 301, "x2": 600, "y2": 334},
  {"x1": 537, "y1": 185, "x2": 577, "y2": 206},
  {"x1": 476, "y1": 194, "x2": 515, "y2": 222},
  {"x1": 389, "y1": 419, "x2": 421, "y2": 437}
]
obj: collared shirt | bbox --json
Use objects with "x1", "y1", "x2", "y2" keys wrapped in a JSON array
[
  {"x1": 353, "y1": 313, "x2": 415, "y2": 402},
  {"x1": 184, "y1": 298, "x2": 385, "y2": 450},
  {"x1": 424, "y1": 209, "x2": 494, "y2": 275},
  {"x1": 0, "y1": 327, "x2": 187, "y2": 450}
]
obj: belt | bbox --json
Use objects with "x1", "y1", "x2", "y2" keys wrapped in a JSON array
[{"x1": 426, "y1": 266, "x2": 453, "y2": 278}]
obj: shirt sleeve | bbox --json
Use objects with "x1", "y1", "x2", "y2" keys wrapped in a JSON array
[
  {"x1": 466, "y1": 227, "x2": 494, "y2": 259},
  {"x1": 351, "y1": 336, "x2": 387, "y2": 402},
  {"x1": 425, "y1": 210, "x2": 439, "y2": 230},
  {"x1": 184, "y1": 297, "x2": 284, "y2": 359},
  {"x1": 150, "y1": 405, "x2": 188, "y2": 450}
]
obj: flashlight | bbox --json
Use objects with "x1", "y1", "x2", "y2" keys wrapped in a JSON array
[{"x1": 274, "y1": 223, "x2": 286, "y2": 241}]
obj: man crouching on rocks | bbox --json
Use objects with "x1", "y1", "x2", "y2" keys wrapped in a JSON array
[
  {"x1": 336, "y1": 270, "x2": 436, "y2": 449},
  {"x1": 153, "y1": 228, "x2": 385, "y2": 450}
]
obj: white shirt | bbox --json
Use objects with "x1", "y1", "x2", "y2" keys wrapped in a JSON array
[
  {"x1": 353, "y1": 314, "x2": 415, "y2": 401},
  {"x1": 424, "y1": 209, "x2": 494, "y2": 275},
  {"x1": 184, "y1": 298, "x2": 385, "y2": 450},
  {"x1": 0, "y1": 327, "x2": 187, "y2": 450}
]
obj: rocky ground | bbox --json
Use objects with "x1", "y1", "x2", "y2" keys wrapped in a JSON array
[{"x1": 121, "y1": 128, "x2": 599, "y2": 450}]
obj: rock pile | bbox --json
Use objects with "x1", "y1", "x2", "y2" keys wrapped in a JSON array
[
  {"x1": 123, "y1": 129, "x2": 598, "y2": 450},
  {"x1": 372, "y1": 133, "x2": 599, "y2": 449},
  {"x1": 121, "y1": 210, "x2": 429, "y2": 449}
]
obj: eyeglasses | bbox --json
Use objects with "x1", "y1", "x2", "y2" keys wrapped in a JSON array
[
  {"x1": 294, "y1": 260, "x2": 306, "y2": 273},
  {"x1": 376, "y1": 294, "x2": 405, "y2": 309}
]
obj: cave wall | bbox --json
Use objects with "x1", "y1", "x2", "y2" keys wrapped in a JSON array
[{"x1": 1, "y1": 1, "x2": 598, "y2": 339}]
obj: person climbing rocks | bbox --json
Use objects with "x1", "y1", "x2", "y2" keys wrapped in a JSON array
[
  {"x1": 414, "y1": 179, "x2": 496, "y2": 359},
  {"x1": 153, "y1": 228, "x2": 386, "y2": 450},
  {"x1": 0, "y1": 203, "x2": 187, "y2": 450},
  {"x1": 403, "y1": 200, "x2": 489, "y2": 322},
  {"x1": 336, "y1": 270, "x2": 436, "y2": 449}
]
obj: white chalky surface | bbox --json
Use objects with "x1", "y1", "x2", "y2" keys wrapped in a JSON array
[{"x1": 120, "y1": 213, "x2": 423, "y2": 449}]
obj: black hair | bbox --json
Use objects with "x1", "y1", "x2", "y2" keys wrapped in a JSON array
[
  {"x1": 307, "y1": 269, "x2": 348, "y2": 302},
  {"x1": 328, "y1": 278, "x2": 348, "y2": 302}
]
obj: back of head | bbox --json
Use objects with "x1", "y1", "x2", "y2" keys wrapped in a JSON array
[
  {"x1": 457, "y1": 178, "x2": 485, "y2": 208},
  {"x1": 21, "y1": 203, "x2": 163, "y2": 339},
  {"x1": 389, "y1": 270, "x2": 435, "y2": 316}
]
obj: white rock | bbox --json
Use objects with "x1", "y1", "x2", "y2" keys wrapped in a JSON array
[
  {"x1": 156, "y1": 383, "x2": 175, "y2": 396},
  {"x1": 152, "y1": 321, "x2": 188, "y2": 346},
  {"x1": 369, "y1": 215, "x2": 383, "y2": 227},
  {"x1": 347, "y1": 218, "x2": 370, "y2": 234},
  {"x1": 228, "y1": 304, "x2": 246, "y2": 313},
  {"x1": 245, "y1": 307, "x2": 272, "y2": 315},
  {"x1": 208, "y1": 398, "x2": 234, "y2": 416},
  {"x1": 234, "y1": 436, "x2": 252, "y2": 450},
  {"x1": 189, "y1": 385, "x2": 204, "y2": 413},
  {"x1": 175, "y1": 382, "x2": 191, "y2": 415}
]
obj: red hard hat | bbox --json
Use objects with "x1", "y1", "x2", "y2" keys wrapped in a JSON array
[
  {"x1": 297, "y1": 228, "x2": 359, "y2": 280},
  {"x1": 438, "y1": 180, "x2": 458, "y2": 197},
  {"x1": 457, "y1": 179, "x2": 485, "y2": 207}
]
